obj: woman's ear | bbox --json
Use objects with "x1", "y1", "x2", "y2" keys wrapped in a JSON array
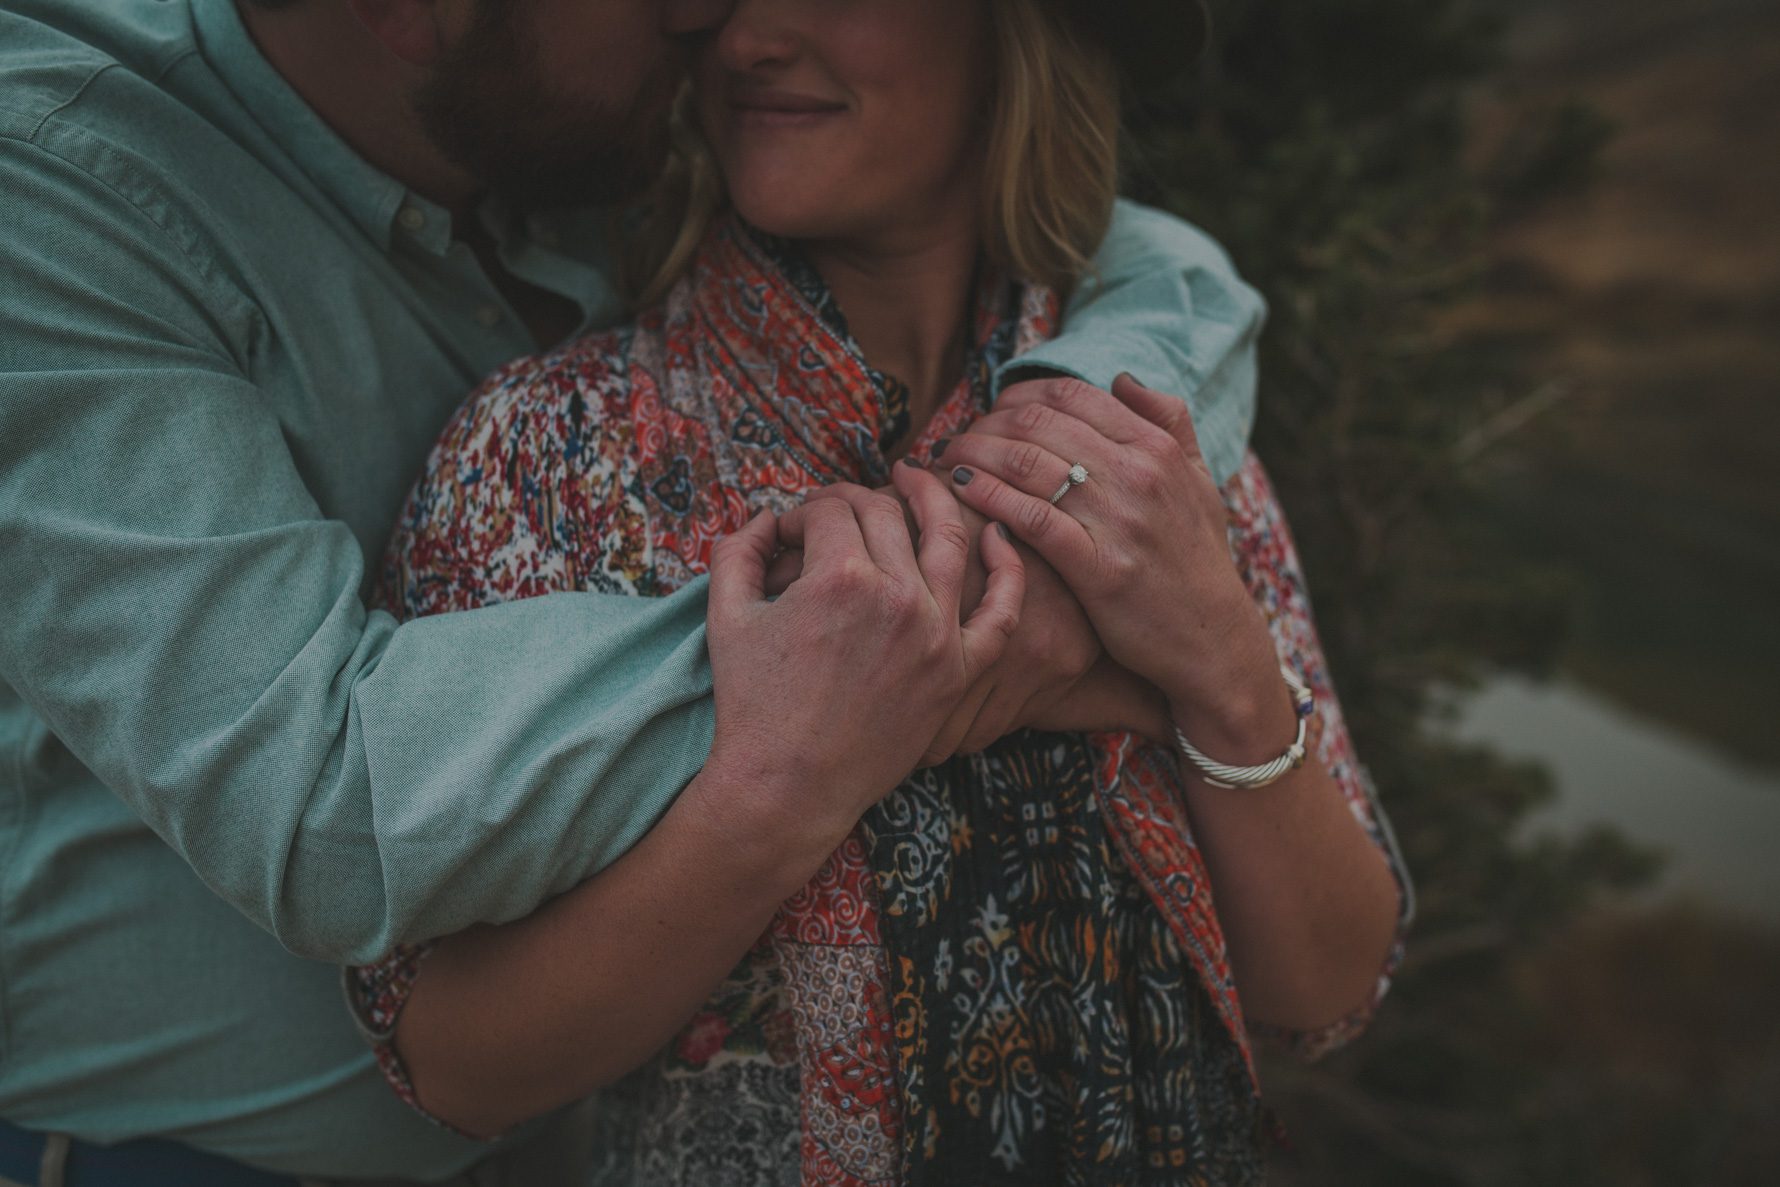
[{"x1": 345, "y1": 0, "x2": 449, "y2": 66}]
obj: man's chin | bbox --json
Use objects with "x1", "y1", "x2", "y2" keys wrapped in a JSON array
[{"x1": 481, "y1": 133, "x2": 670, "y2": 211}]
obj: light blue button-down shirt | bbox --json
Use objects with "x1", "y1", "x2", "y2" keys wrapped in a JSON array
[{"x1": 0, "y1": 0, "x2": 1264, "y2": 1175}]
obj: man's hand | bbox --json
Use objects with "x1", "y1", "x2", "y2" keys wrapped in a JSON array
[
  {"x1": 704, "y1": 464, "x2": 1024, "y2": 852},
  {"x1": 773, "y1": 453, "x2": 1177, "y2": 762}
]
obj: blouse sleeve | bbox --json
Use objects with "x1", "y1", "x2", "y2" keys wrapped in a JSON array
[
  {"x1": 346, "y1": 344, "x2": 647, "y2": 1131},
  {"x1": 1220, "y1": 454, "x2": 1415, "y2": 1059}
]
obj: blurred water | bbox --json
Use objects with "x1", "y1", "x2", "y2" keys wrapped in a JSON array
[{"x1": 1451, "y1": 674, "x2": 1780, "y2": 923}]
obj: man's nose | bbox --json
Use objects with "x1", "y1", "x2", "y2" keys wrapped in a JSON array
[{"x1": 662, "y1": 0, "x2": 735, "y2": 35}]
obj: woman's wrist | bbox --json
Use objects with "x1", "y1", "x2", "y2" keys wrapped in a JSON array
[{"x1": 1154, "y1": 595, "x2": 1302, "y2": 767}]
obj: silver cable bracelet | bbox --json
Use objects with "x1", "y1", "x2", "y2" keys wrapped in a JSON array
[{"x1": 1172, "y1": 663, "x2": 1315, "y2": 789}]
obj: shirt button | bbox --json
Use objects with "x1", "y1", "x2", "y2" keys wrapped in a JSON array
[
  {"x1": 397, "y1": 206, "x2": 427, "y2": 233},
  {"x1": 475, "y1": 305, "x2": 503, "y2": 328}
]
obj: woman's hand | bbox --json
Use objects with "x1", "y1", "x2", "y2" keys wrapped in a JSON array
[
  {"x1": 947, "y1": 387, "x2": 1405, "y2": 1035},
  {"x1": 940, "y1": 375, "x2": 1290, "y2": 758}
]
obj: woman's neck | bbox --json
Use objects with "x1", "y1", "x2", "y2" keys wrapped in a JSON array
[{"x1": 804, "y1": 214, "x2": 980, "y2": 449}]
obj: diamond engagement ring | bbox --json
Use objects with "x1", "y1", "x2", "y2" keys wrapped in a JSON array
[{"x1": 1048, "y1": 463, "x2": 1090, "y2": 505}]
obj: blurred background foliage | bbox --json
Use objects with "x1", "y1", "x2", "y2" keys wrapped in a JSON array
[{"x1": 1122, "y1": 0, "x2": 1780, "y2": 1181}]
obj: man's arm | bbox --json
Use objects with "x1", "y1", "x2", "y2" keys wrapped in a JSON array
[
  {"x1": 0, "y1": 139, "x2": 715, "y2": 965},
  {"x1": 993, "y1": 198, "x2": 1267, "y2": 485}
]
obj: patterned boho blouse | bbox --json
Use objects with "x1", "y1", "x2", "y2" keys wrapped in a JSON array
[{"x1": 350, "y1": 216, "x2": 1410, "y2": 1187}]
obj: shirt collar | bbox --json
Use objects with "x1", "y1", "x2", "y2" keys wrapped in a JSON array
[{"x1": 189, "y1": 0, "x2": 434, "y2": 252}]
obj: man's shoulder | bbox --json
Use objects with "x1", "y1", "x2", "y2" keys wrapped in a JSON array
[
  {"x1": 0, "y1": 0, "x2": 199, "y2": 143},
  {"x1": 1105, "y1": 198, "x2": 1247, "y2": 284},
  {"x1": 0, "y1": 0, "x2": 273, "y2": 310}
]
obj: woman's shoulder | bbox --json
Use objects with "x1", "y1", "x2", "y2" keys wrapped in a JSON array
[
  {"x1": 381, "y1": 322, "x2": 662, "y2": 616},
  {"x1": 446, "y1": 326, "x2": 643, "y2": 439}
]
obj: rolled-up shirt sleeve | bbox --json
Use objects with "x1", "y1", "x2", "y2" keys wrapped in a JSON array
[
  {"x1": 0, "y1": 137, "x2": 716, "y2": 965},
  {"x1": 995, "y1": 199, "x2": 1267, "y2": 485}
]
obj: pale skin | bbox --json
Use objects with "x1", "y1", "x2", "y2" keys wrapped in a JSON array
[{"x1": 245, "y1": 0, "x2": 1400, "y2": 1139}]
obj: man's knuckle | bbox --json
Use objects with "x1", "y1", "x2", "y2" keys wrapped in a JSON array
[
  {"x1": 887, "y1": 578, "x2": 928, "y2": 624},
  {"x1": 828, "y1": 557, "x2": 873, "y2": 593}
]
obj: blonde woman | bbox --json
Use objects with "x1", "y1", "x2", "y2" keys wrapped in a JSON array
[{"x1": 352, "y1": 1, "x2": 1409, "y2": 1182}]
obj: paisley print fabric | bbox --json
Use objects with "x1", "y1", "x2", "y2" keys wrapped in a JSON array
[{"x1": 350, "y1": 214, "x2": 1409, "y2": 1185}]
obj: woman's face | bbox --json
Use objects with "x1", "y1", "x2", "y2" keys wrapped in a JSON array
[{"x1": 694, "y1": 0, "x2": 992, "y2": 247}]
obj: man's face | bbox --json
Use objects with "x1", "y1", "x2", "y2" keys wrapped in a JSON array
[{"x1": 416, "y1": 0, "x2": 711, "y2": 209}]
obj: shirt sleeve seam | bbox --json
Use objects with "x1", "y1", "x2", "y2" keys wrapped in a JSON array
[
  {"x1": 2, "y1": 120, "x2": 266, "y2": 372},
  {"x1": 20, "y1": 61, "x2": 113, "y2": 143}
]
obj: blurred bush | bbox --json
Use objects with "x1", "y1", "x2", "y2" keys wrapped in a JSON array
[{"x1": 1115, "y1": 1, "x2": 1720, "y2": 1181}]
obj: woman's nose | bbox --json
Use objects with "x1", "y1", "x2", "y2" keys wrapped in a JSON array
[
  {"x1": 712, "y1": 0, "x2": 800, "y2": 70},
  {"x1": 661, "y1": 0, "x2": 735, "y2": 36}
]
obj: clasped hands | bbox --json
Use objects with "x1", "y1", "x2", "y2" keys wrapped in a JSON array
[{"x1": 707, "y1": 373, "x2": 1271, "y2": 825}]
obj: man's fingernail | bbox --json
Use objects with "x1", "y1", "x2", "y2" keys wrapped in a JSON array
[
  {"x1": 1116, "y1": 371, "x2": 1142, "y2": 388},
  {"x1": 951, "y1": 466, "x2": 974, "y2": 485},
  {"x1": 933, "y1": 437, "x2": 951, "y2": 459},
  {"x1": 901, "y1": 455, "x2": 925, "y2": 469},
  {"x1": 997, "y1": 523, "x2": 1012, "y2": 542}
]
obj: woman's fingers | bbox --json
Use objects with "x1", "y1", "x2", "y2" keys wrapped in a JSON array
[
  {"x1": 957, "y1": 522, "x2": 1025, "y2": 687},
  {"x1": 995, "y1": 375, "x2": 1162, "y2": 446},
  {"x1": 962, "y1": 401, "x2": 1109, "y2": 472},
  {"x1": 1110, "y1": 373, "x2": 1205, "y2": 463},
  {"x1": 946, "y1": 463, "x2": 1097, "y2": 583},
  {"x1": 892, "y1": 460, "x2": 971, "y2": 618},
  {"x1": 937, "y1": 431, "x2": 1093, "y2": 513},
  {"x1": 708, "y1": 510, "x2": 778, "y2": 621}
]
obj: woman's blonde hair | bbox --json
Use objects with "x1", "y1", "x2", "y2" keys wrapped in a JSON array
[{"x1": 623, "y1": 0, "x2": 1121, "y2": 307}]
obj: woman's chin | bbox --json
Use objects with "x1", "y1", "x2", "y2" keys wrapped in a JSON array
[{"x1": 729, "y1": 194, "x2": 848, "y2": 244}]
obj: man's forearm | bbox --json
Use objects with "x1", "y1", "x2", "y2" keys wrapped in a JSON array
[{"x1": 994, "y1": 199, "x2": 1267, "y2": 485}]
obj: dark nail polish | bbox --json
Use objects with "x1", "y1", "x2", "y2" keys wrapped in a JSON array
[
  {"x1": 901, "y1": 455, "x2": 925, "y2": 469},
  {"x1": 997, "y1": 523, "x2": 1012, "y2": 542},
  {"x1": 933, "y1": 437, "x2": 951, "y2": 459},
  {"x1": 951, "y1": 466, "x2": 974, "y2": 485}
]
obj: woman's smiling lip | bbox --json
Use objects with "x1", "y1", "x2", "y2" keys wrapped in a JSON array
[{"x1": 726, "y1": 86, "x2": 848, "y2": 127}]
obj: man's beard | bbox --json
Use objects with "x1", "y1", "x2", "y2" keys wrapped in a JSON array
[{"x1": 413, "y1": 5, "x2": 678, "y2": 210}]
